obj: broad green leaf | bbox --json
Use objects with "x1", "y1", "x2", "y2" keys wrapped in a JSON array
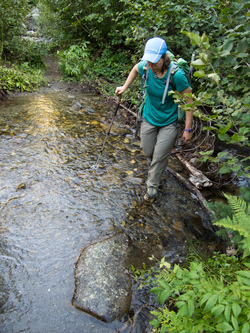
[
  {"x1": 236, "y1": 276, "x2": 250, "y2": 286},
  {"x1": 194, "y1": 70, "x2": 206, "y2": 78},
  {"x1": 237, "y1": 52, "x2": 249, "y2": 58},
  {"x1": 176, "y1": 303, "x2": 188, "y2": 318},
  {"x1": 199, "y1": 150, "x2": 214, "y2": 155},
  {"x1": 208, "y1": 73, "x2": 220, "y2": 84},
  {"x1": 175, "y1": 266, "x2": 183, "y2": 279},
  {"x1": 231, "y1": 164, "x2": 241, "y2": 172},
  {"x1": 218, "y1": 133, "x2": 230, "y2": 141},
  {"x1": 219, "y1": 165, "x2": 231, "y2": 174},
  {"x1": 201, "y1": 33, "x2": 209, "y2": 44},
  {"x1": 218, "y1": 122, "x2": 232, "y2": 134},
  {"x1": 160, "y1": 324, "x2": 168, "y2": 333},
  {"x1": 236, "y1": 38, "x2": 248, "y2": 53},
  {"x1": 151, "y1": 287, "x2": 163, "y2": 295},
  {"x1": 158, "y1": 289, "x2": 171, "y2": 303},
  {"x1": 211, "y1": 304, "x2": 225, "y2": 316},
  {"x1": 150, "y1": 319, "x2": 161, "y2": 328},
  {"x1": 218, "y1": 151, "x2": 228, "y2": 158},
  {"x1": 216, "y1": 322, "x2": 233, "y2": 332},
  {"x1": 200, "y1": 293, "x2": 212, "y2": 306},
  {"x1": 224, "y1": 305, "x2": 231, "y2": 322},
  {"x1": 204, "y1": 294, "x2": 218, "y2": 311},
  {"x1": 223, "y1": 41, "x2": 234, "y2": 52},
  {"x1": 192, "y1": 59, "x2": 207, "y2": 69},
  {"x1": 232, "y1": 303, "x2": 241, "y2": 318},
  {"x1": 221, "y1": 50, "x2": 231, "y2": 57},
  {"x1": 188, "y1": 299, "x2": 195, "y2": 316},
  {"x1": 242, "y1": 322, "x2": 250, "y2": 333},
  {"x1": 189, "y1": 33, "x2": 201, "y2": 46},
  {"x1": 231, "y1": 315, "x2": 238, "y2": 331}
]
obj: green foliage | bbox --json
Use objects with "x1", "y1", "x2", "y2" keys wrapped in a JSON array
[
  {"x1": 132, "y1": 193, "x2": 250, "y2": 333},
  {"x1": 0, "y1": 0, "x2": 29, "y2": 60},
  {"x1": 180, "y1": 26, "x2": 250, "y2": 178},
  {"x1": 57, "y1": 42, "x2": 90, "y2": 80},
  {"x1": 150, "y1": 256, "x2": 250, "y2": 333},
  {"x1": 206, "y1": 187, "x2": 250, "y2": 222},
  {"x1": 214, "y1": 194, "x2": 250, "y2": 258},
  {"x1": 38, "y1": 0, "x2": 126, "y2": 47},
  {"x1": 92, "y1": 48, "x2": 130, "y2": 81},
  {"x1": 0, "y1": 63, "x2": 47, "y2": 92},
  {"x1": 4, "y1": 37, "x2": 47, "y2": 68}
]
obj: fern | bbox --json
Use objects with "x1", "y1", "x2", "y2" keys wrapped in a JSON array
[{"x1": 214, "y1": 193, "x2": 250, "y2": 258}]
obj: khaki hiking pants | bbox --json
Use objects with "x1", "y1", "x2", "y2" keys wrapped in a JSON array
[{"x1": 140, "y1": 118, "x2": 178, "y2": 189}]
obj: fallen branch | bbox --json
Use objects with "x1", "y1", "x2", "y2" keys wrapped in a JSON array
[
  {"x1": 166, "y1": 166, "x2": 214, "y2": 218},
  {"x1": 173, "y1": 152, "x2": 213, "y2": 189},
  {"x1": 120, "y1": 103, "x2": 138, "y2": 118}
]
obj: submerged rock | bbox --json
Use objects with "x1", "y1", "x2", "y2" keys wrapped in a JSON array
[{"x1": 72, "y1": 233, "x2": 131, "y2": 322}]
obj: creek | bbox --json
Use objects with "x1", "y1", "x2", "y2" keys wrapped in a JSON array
[{"x1": 0, "y1": 90, "x2": 219, "y2": 332}]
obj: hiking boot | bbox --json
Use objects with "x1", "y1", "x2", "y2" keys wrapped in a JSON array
[{"x1": 144, "y1": 187, "x2": 157, "y2": 200}]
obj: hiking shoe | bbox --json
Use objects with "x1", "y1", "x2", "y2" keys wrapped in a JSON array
[{"x1": 144, "y1": 187, "x2": 157, "y2": 200}]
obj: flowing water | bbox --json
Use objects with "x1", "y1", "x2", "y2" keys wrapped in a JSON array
[{"x1": 0, "y1": 91, "x2": 217, "y2": 332}]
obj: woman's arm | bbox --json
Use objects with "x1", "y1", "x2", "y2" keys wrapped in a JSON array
[
  {"x1": 115, "y1": 64, "x2": 139, "y2": 96},
  {"x1": 180, "y1": 86, "x2": 194, "y2": 143}
]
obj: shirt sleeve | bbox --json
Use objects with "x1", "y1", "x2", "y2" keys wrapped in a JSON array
[
  {"x1": 172, "y1": 68, "x2": 190, "y2": 92},
  {"x1": 137, "y1": 60, "x2": 147, "y2": 77}
]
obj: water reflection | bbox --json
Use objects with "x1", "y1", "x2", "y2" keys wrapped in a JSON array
[{"x1": 0, "y1": 92, "x2": 216, "y2": 332}]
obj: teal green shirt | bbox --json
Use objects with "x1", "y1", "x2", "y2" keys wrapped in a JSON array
[{"x1": 138, "y1": 60, "x2": 189, "y2": 127}]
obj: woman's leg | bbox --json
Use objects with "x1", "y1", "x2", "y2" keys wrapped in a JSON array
[
  {"x1": 147, "y1": 123, "x2": 177, "y2": 189},
  {"x1": 140, "y1": 118, "x2": 158, "y2": 159}
]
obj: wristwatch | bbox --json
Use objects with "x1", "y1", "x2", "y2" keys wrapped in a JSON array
[{"x1": 184, "y1": 128, "x2": 192, "y2": 132}]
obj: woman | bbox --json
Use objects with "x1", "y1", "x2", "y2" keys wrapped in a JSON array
[{"x1": 115, "y1": 37, "x2": 193, "y2": 199}]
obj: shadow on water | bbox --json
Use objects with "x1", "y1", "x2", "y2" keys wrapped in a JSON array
[{"x1": 0, "y1": 91, "x2": 218, "y2": 332}]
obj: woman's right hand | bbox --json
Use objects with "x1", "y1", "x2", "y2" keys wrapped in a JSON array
[
  {"x1": 115, "y1": 86, "x2": 126, "y2": 96},
  {"x1": 115, "y1": 64, "x2": 139, "y2": 97}
]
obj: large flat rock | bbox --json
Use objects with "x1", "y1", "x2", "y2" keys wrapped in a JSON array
[{"x1": 72, "y1": 233, "x2": 131, "y2": 322}]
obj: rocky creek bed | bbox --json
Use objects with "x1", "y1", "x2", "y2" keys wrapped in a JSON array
[{"x1": 0, "y1": 57, "x2": 221, "y2": 333}]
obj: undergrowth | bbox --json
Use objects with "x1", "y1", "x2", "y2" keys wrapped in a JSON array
[
  {"x1": 0, "y1": 62, "x2": 47, "y2": 92},
  {"x1": 132, "y1": 192, "x2": 250, "y2": 333}
]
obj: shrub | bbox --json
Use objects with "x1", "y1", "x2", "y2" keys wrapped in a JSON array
[
  {"x1": 0, "y1": 63, "x2": 47, "y2": 92},
  {"x1": 135, "y1": 193, "x2": 250, "y2": 333}
]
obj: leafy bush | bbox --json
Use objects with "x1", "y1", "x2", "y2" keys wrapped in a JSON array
[
  {"x1": 214, "y1": 194, "x2": 250, "y2": 258},
  {"x1": 134, "y1": 193, "x2": 250, "y2": 333},
  {"x1": 0, "y1": 0, "x2": 29, "y2": 60},
  {"x1": 0, "y1": 63, "x2": 47, "y2": 91},
  {"x1": 150, "y1": 256, "x2": 250, "y2": 333},
  {"x1": 177, "y1": 29, "x2": 250, "y2": 179},
  {"x1": 3, "y1": 37, "x2": 47, "y2": 68},
  {"x1": 57, "y1": 42, "x2": 90, "y2": 80},
  {"x1": 92, "y1": 47, "x2": 130, "y2": 81}
]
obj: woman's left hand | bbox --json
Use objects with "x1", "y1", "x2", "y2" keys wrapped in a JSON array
[{"x1": 182, "y1": 131, "x2": 192, "y2": 143}]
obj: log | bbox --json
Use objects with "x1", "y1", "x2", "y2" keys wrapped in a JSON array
[
  {"x1": 166, "y1": 166, "x2": 214, "y2": 218},
  {"x1": 174, "y1": 152, "x2": 213, "y2": 189}
]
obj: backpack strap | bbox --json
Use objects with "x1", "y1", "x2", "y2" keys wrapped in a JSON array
[
  {"x1": 162, "y1": 62, "x2": 179, "y2": 104},
  {"x1": 141, "y1": 65, "x2": 149, "y2": 94}
]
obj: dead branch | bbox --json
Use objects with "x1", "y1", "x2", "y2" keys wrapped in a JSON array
[
  {"x1": 166, "y1": 166, "x2": 214, "y2": 218},
  {"x1": 173, "y1": 152, "x2": 213, "y2": 188},
  {"x1": 120, "y1": 103, "x2": 138, "y2": 118}
]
